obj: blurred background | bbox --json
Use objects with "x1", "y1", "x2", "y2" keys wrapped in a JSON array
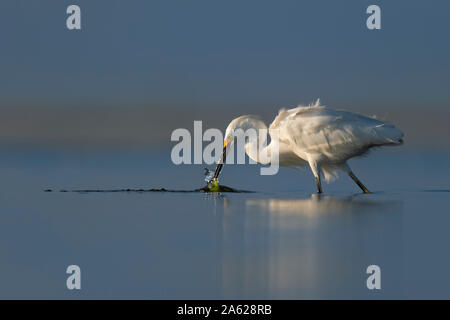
[
  {"x1": 0, "y1": 0, "x2": 449, "y2": 152},
  {"x1": 0, "y1": 0, "x2": 449, "y2": 299}
]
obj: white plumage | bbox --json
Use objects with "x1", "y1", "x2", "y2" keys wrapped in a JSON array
[{"x1": 214, "y1": 99, "x2": 404, "y2": 193}]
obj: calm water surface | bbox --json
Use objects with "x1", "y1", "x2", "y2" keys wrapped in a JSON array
[{"x1": 0, "y1": 147, "x2": 449, "y2": 299}]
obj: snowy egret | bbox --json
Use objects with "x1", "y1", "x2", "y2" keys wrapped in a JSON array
[{"x1": 212, "y1": 99, "x2": 403, "y2": 194}]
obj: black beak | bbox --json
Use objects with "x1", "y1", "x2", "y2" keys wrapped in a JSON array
[{"x1": 213, "y1": 145, "x2": 227, "y2": 180}]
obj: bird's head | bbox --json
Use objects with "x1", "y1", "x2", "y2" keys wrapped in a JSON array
[{"x1": 212, "y1": 115, "x2": 266, "y2": 182}]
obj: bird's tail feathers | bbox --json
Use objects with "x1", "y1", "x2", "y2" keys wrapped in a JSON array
[{"x1": 373, "y1": 124, "x2": 404, "y2": 146}]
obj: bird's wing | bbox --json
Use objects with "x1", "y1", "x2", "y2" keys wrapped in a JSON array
[
  {"x1": 269, "y1": 100, "x2": 321, "y2": 131},
  {"x1": 273, "y1": 106, "x2": 403, "y2": 160}
]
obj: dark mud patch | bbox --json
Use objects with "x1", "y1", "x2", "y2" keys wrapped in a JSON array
[{"x1": 43, "y1": 185, "x2": 252, "y2": 193}]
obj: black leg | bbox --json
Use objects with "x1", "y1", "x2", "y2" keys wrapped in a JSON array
[
  {"x1": 315, "y1": 176, "x2": 322, "y2": 194},
  {"x1": 348, "y1": 171, "x2": 371, "y2": 194}
]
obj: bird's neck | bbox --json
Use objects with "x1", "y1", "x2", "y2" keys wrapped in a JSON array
[
  {"x1": 245, "y1": 138, "x2": 272, "y2": 165},
  {"x1": 231, "y1": 117, "x2": 272, "y2": 165}
]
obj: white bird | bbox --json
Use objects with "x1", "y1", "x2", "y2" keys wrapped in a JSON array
[{"x1": 212, "y1": 99, "x2": 404, "y2": 193}]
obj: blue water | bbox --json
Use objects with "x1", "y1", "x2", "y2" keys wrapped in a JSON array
[{"x1": 0, "y1": 147, "x2": 449, "y2": 299}]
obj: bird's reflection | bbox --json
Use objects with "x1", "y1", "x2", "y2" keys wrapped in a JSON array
[
  {"x1": 215, "y1": 193, "x2": 402, "y2": 298},
  {"x1": 245, "y1": 193, "x2": 398, "y2": 217}
]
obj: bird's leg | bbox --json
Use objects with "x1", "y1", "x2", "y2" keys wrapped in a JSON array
[
  {"x1": 307, "y1": 157, "x2": 322, "y2": 194},
  {"x1": 342, "y1": 163, "x2": 371, "y2": 194},
  {"x1": 348, "y1": 171, "x2": 371, "y2": 194},
  {"x1": 315, "y1": 176, "x2": 322, "y2": 194}
]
